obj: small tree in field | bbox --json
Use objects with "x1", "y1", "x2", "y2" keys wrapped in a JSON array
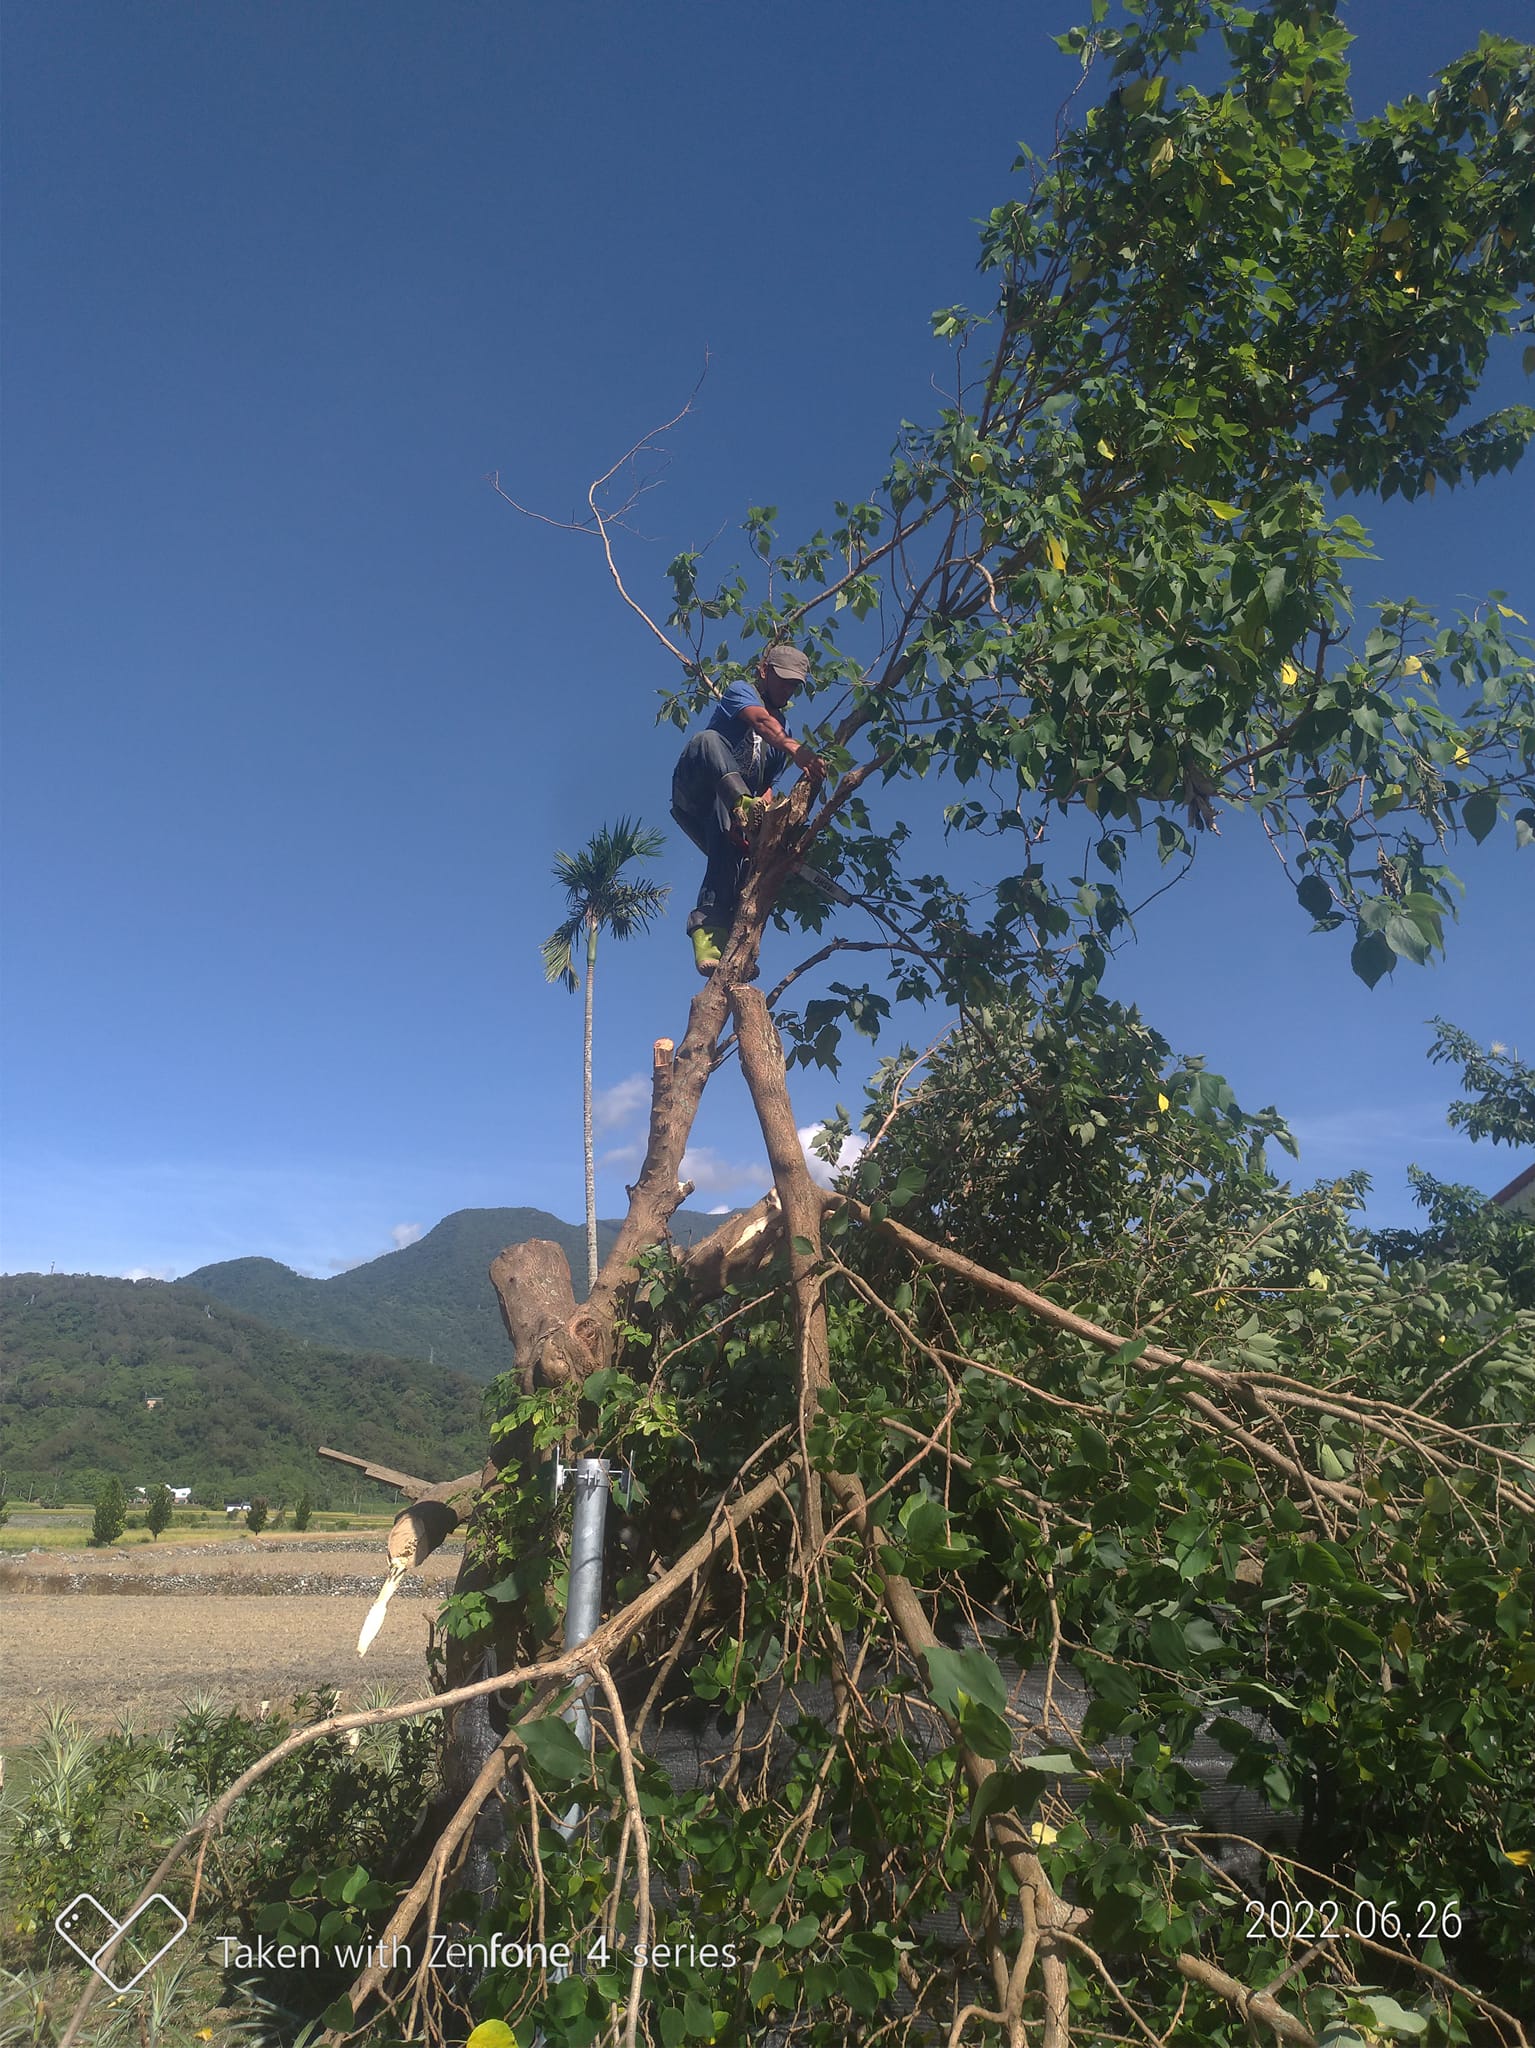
[
  {"x1": 292, "y1": 1492, "x2": 313, "y2": 1531},
  {"x1": 145, "y1": 1486, "x2": 173, "y2": 1541},
  {"x1": 90, "y1": 1478, "x2": 126, "y2": 1548},
  {"x1": 245, "y1": 1497, "x2": 269, "y2": 1535}
]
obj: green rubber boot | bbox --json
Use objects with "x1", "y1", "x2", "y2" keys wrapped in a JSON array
[{"x1": 690, "y1": 926, "x2": 726, "y2": 976}]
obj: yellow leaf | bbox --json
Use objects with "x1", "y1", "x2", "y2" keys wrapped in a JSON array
[
  {"x1": 1173, "y1": 429, "x2": 1196, "y2": 450},
  {"x1": 1306, "y1": 1270, "x2": 1330, "y2": 1292},
  {"x1": 1045, "y1": 535, "x2": 1067, "y2": 572},
  {"x1": 1150, "y1": 136, "x2": 1175, "y2": 176},
  {"x1": 1403, "y1": 655, "x2": 1423, "y2": 674},
  {"x1": 1029, "y1": 1821, "x2": 1059, "y2": 1845},
  {"x1": 1096, "y1": 438, "x2": 1116, "y2": 460},
  {"x1": 1157, "y1": 1092, "x2": 1170, "y2": 1112},
  {"x1": 1280, "y1": 659, "x2": 1300, "y2": 689},
  {"x1": 1453, "y1": 746, "x2": 1471, "y2": 768},
  {"x1": 1213, "y1": 163, "x2": 1234, "y2": 186},
  {"x1": 1505, "y1": 1848, "x2": 1533, "y2": 1867},
  {"x1": 1497, "y1": 603, "x2": 1528, "y2": 623}
]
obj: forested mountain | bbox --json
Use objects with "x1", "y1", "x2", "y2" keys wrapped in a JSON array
[
  {"x1": 0, "y1": 1274, "x2": 486, "y2": 1505},
  {"x1": 178, "y1": 1205, "x2": 732, "y2": 1380}
]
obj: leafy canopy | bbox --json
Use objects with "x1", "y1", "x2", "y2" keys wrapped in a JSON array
[
  {"x1": 655, "y1": 0, "x2": 1533, "y2": 1036},
  {"x1": 541, "y1": 816, "x2": 669, "y2": 991}
]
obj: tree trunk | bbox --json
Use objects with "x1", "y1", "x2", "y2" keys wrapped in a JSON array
[
  {"x1": 434, "y1": 789, "x2": 816, "y2": 1915},
  {"x1": 583, "y1": 909, "x2": 598, "y2": 1297}
]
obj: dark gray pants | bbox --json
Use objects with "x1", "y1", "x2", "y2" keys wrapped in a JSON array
[{"x1": 670, "y1": 729, "x2": 762, "y2": 933}]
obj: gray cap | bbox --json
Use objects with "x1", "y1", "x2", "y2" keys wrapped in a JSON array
[{"x1": 761, "y1": 643, "x2": 811, "y2": 681}]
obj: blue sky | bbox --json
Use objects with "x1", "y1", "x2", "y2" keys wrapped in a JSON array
[{"x1": 3, "y1": 0, "x2": 1531, "y2": 1283}]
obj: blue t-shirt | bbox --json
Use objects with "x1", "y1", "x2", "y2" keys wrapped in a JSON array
[{"x1": 706, "y1": 679, "x2": 790, "y2": 788}]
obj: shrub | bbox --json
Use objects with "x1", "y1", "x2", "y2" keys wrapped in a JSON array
[
  {"x1": 90, "y1": 1478, "x2": 126, "y2": 1548},
  {"x1": 293, "y1": 1492, "x2": 313, "y2": 1531},
  {"x1": 245, "y1": 1497, "x2": 269, "y2": 1535},
  {"x1": 146, "y1": 1485, "x2": 174, "y2": 1541},
  {"x1": 0, "y1": 1691, "x2": 436, "y2": 2008}
]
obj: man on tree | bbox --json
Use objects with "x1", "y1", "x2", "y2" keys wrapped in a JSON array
[{"x1": 669, "y1": 642, "x2": 823, "y2": 974}]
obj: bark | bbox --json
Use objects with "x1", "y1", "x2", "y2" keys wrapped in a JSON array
[
  {"x1": 316, "y1": 1448, "x2": 481, "y2": 1568},
  {"x1": 731, "y1": 985, "x2": 831, "y2": 1552},
  {"x1": 384, "y1": 789, "x2": 821, "y2": 1967},
  {"x1": 316, "y1": 1446, "x2": 480, "y2": 1505},
  {"x1": 526, "y1": 785, "x2": 818, "y2": 1390},
  {"x1": 490, "y1": 1236, "x2": 587, "y2": 1401},
  {"x1": 676, "y1": 1188, "x2": 784, "y2": 1297}
]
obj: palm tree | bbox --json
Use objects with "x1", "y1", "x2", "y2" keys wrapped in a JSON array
[{"x1": 542, "y1": 817, "x2": 669, "y2": 1293}]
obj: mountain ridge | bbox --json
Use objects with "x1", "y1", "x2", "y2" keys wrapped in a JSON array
[
  {"x1": 0, "y1": 1274, "x2": 485, "y2": 1505},
  {"x1": 177, "y1": 1204, "x2": 733, "y2": 1381}
]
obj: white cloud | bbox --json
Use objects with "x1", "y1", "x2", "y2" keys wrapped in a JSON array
[
  {"x1": 390, "y1": 1222, "x2": 424, "y2": 1250},
  {"x1": 594, "y1": 1074, "x2": 650, "y2": 1133},
  {"x1": 679, "y1": 1146, "x2": 769, "y2": 1195},
  {"x1": 1285, "y1": 1102, "x2": 1464, "y2": 1162},
  {"x1": 324, "y1": 1255, "x2": 371, "y2": 1274},
  {"x1": 598, "y1": 1142, "x2": 643, "y2": 1171},
  {"x1": 797, "y1": 1124, "x2": 868, "y2": 1191},
  {"x1": 123, "y1": 1265, "x2": 176, "y2": 1282},
  {"x1": 707, "y1": 1204, "x2": 731, "y2": 1216}
]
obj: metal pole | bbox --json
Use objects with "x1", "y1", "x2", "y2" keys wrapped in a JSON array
[
  {"x1": 561, "y1": 1457, "x2": 610, "y2": 1755},
  {"x1": 546, "y1": 1456, "x2": 610, "y2": 2000}
]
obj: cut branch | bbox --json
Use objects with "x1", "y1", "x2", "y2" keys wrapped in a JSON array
[{"x1": 732, "y1": 984, "x2": 833, "y2": 1555}]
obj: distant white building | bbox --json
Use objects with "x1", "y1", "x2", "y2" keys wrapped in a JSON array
[
  {"x1": 165, "y1": 1486, "x2": 192, "y2": 1504},
  {"x1": 1492, "y1": 1163, "x2": 1535, "y2": 1219},
  {"x1": 224, "y1": 1500, "x2": 253, "y2": 1515}
]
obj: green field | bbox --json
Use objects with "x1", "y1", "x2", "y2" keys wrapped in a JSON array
[{"x1": 0, "y1": 1505, "x2": 398, "y2": 1552}]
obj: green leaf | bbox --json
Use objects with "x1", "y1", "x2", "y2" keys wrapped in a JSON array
[
  {"x1": 791, "y1": 1235, "x2": 816, "y2": 1257},
  {"x1": 1463, "y1": 789, "x2": 1499, "y2": 844},
  {"x1": 683, "y1": 1992, "x2": 716, "y2": 2037},
  {"x1": 1351, "y1": 1994, "x2": 1429, "y2": 2039},
  {"x1": 924, "y1": 1644, "x2": 1008, "y2": 1718},
  {"x1": 1297, "y1": 875, "x2": 1333, "y2": 920},
  {"x1": 958, "y1": 1698, "x2": 1016, "y2": 1762},
  {"x1": 518, "y1": 1713, "x2": 591, "y2": 1782},
  {"x1": 1385, "y1": 911, "x2": 1431, "y2": 964},
  {"x1": 1350, "y1": 930, "x2": 1395, "y2": 987},
  {"x1": 970, "y1": 1768, "x2": 1030, "y2": 1835}
]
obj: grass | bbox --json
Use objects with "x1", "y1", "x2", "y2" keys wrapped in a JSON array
[{"x1": 0, "y1": 1509, "x2": 401, "y2": 1553}]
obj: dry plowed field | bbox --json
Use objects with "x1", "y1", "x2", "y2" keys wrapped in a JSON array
[{"x1": 0, "y1": 1535, "x2": 461, "y2": 1744}]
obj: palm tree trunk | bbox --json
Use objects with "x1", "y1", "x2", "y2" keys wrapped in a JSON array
[{"x1": 583, "y1": 910, "x2": 598, "y2": 1296}]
